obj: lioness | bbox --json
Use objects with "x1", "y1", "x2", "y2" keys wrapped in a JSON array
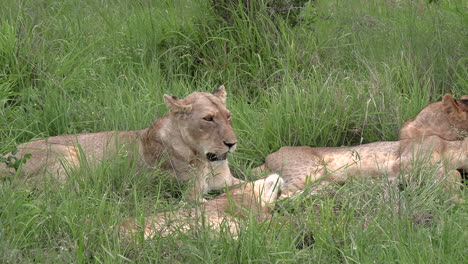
[
  {"x1": 120, "y1": 173, "x2": 284, "y2": 239},
  {"x1": 1, "y1": 86, "x2": 243, "y2": 200},
  {"x1": 255, "y1": 94, "x2": 468, "y2": 198},
  {"x1": 256, "y1": 136, "x2": 467, "y2": 199},
  {"x1": 399, "y1": 94, "x2": 468, "y2": 141}
]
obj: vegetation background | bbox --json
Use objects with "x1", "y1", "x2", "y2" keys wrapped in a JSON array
[{"x1": 0, "y1": 0, "x2": 467, "y2": 262}]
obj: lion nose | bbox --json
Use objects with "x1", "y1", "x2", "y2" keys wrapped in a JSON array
[{"x1": 224, "y1": 141, "x2": 236, "y2": 149}]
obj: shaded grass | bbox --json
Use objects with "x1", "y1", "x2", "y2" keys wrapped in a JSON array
[{"x1": 1, "y1": 0, "x2": 467, "y2": 263}]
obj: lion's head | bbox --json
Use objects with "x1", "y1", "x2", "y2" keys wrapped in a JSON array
[
  {"x1": 163, "y1": 85, "x2": 237, "y2": 162},
  {"x1": 444, "y1": 94, "x2": 468, "y2": 135},
  {"x1": 399, "y1": 94, "x2": 468, "y2": 141}
]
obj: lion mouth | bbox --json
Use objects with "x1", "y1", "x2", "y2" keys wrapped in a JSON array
[{"x1": 206, "y1": 152, "x2": 228, "y2": 162}]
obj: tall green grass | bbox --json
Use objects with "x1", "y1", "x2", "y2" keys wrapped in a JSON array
[{"x1": 1, "y1": 0, "x2": 467, "y2": 262}]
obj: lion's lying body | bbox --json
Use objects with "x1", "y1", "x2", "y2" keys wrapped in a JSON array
[
  {"x1": 1, "y1": 131, "x2": 141, "y2": 182},
  {"x1": 1, "y1": 87, "x2": 243, "y2": 200},
  {"x1": 257, "y1": 94, "x2": 468, "y2": 198},
  {"x1": 259, "y1": 137, "x2": 468, "y2": 198},
  {"x1": 120, "y1": 174, "x2": 284, "y2": 238}
]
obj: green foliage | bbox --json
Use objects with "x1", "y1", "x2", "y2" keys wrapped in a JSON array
[{"x1": 0, "y1": 0, "x2": 467, "y2": 262}]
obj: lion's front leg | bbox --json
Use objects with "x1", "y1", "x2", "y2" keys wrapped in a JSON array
[
  {"x1": 206, "y1": 161, "x2": 244, "y2": 191},
  {"x1": 277, "y1": 168, "x2": 329, "y2": 200},
  {"x1": 184, "y1": 176, "x2": 209, "y2": 203},
  {"x1": 206, "y1": 172, "x2": 244, "y2": 191}
]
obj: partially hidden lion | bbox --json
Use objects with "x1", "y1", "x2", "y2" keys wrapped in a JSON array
[
  {"x1": 256, "y1": 136, "x2": 467, "y2": 199},
  {"x1": 0, "y1": 86, "x2": 243, "y2": 200},
  {"x1": 399, "y1": 94, "x2": 468, "y2": 141},
  {"x1": 255, "y1": 94, "x2": 468, "y2": 199},
  {"x1": 120, "y1": 173, "x2": 284, "y2": 239}
]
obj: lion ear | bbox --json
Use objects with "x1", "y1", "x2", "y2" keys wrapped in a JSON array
[
  {"x1": 163, "y1": 94, "x2": 192, "y2": 115},
  {"x1": 442, "y1": 94, "x2": 460, "y2": 113},
  {"x1": 212, "y1": 85, "x2": 227, "y2": 104}
]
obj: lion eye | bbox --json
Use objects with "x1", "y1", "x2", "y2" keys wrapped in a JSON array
[
  {"x1": 227, "y1": 114, "x2": 232, "y2": 120},
  {"x1": 203, "y1": 116, "x2": 214, "y2": 122}
]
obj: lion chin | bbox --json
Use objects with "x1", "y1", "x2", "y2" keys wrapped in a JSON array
[{"x1": 206, "y1": 152, "x2": 228, "y2": 162}]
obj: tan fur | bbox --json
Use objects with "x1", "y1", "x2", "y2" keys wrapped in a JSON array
[
  {"x1": 257, "y1": 137, "x2": 467, "y2": 199},
  {"x1": 120, "y1": 174, "x2": 284, "y2": 239},
  {"x1": 1, "y1": 86, "x2": 243, "y2": 199},
  {"x1": 399, "y1": 94, "x2": 468, "y2": 141}
]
